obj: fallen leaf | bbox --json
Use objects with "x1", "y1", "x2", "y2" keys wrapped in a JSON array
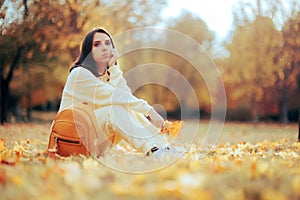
[{"x1": 161, "y1": 120, "x2": 184, "y2": 137}]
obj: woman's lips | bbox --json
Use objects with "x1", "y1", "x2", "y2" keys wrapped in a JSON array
[{"x1": 102, "y1": 54, "x2": 111, "y2": 58}]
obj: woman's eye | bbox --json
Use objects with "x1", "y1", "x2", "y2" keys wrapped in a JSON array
[
  {"x1": 105, "y1": 41, "x2": 111, "y2": 46},
  {"x1": 94, "y1": 41, "x2": 111, "y2": 47}
]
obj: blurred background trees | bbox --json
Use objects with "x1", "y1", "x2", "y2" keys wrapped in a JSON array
[
  {"x1": 221, "y1": 0, "x2": 300, "y2": 123},
  {"x1": 0, "y1": 0, "x2": 299, "y2": 124}
]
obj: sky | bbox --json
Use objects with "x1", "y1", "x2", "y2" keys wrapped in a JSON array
[{"x1": 162, "y1": 0, "x2": 239, "y2": 40}]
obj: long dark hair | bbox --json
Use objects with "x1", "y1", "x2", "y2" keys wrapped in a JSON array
[{"x1": 70, "y1": 28, "x2": 115, "y2": 77}]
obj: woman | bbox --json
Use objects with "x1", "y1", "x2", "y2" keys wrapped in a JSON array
[{"x1": 58, "y1": 28, "x2": 173, "y2": 158}]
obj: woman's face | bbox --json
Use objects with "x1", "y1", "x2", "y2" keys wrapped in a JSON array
[{"x1": 92, "y1": 32, "x2": 113, "y2": 67}]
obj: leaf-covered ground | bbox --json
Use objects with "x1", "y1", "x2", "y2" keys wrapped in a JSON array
[{"x1": 0, "y1": 120, "x2": 299, "y2": 200}]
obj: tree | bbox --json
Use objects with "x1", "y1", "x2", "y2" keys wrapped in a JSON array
[
  {"x1": 223, "y1": 0, "x2": 300, "y2": 122},
  {"x1": 119, "y1": 10, "x2": 216, "y2": 117},
  {"x1": 273, "y1": 11, "x2": 300, "y2": 123},
  {"x1": 223, "y1": 16, "x2": 280, "y2": 121},
  {"x1": 0, "y1": 0, "x2": 67, "y2": 123},
  {"x1": 167, "y1": 10, "x2": 215, "y2": 51},
  {"x1": 166, "y1": 11, "x2": 215, "y2": 113}
]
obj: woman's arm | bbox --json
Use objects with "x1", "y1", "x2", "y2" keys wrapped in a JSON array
[
  {"x1": 65, "y1": 67, "x2": 151, "y2": 115},
  {"x1": 108, "y1": 65, "x2": 164, "y2": 127},
  {"x1": 107, "y1": 49, "x2": 132, "y2": 92},
  {"x1": 108, "y1": 65, "x2": 132, "y2": 93}
]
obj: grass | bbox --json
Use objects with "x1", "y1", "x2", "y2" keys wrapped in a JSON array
[{"x1": 0, "y1": 116, "x2": 299, "y2": 200}]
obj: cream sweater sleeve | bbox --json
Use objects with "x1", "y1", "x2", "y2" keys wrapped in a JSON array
[
  {"x1": 108, "y1": 65, "x2": 132, "y2": 93},
  {"x1": 63, "y1": 67, "x2": 151, "y2": 115}
]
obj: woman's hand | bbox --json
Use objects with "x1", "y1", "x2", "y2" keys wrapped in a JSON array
[
  {"x1": 108, "y1": 48, "x2": 119, "y2": 67},
  {"x1": 148, "y1": 108, "x2": 164, "y2": 129}
]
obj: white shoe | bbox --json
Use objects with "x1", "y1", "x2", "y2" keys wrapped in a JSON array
[
  {"x1": 148, "y1": 146, "x2": 185, "y2": 161},
  {"x1": 165, "y1": 145, "x2": 186, "y2": 154}
]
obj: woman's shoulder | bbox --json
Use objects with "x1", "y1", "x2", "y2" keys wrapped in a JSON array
[
  {"x1": 70, "y1": 65, "x2": 88, "y2": 73},
  {"x1": 70, "y1": 66, "x2": 96, "y2": 78}
]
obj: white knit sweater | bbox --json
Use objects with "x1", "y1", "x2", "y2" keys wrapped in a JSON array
[{"x1": 58, "y1": 65, "x2": 152, "y2": 115}]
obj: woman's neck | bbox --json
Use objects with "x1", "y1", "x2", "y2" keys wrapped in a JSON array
[{"x1": 97, "y1": 64, "x2": 107, "y2": 75}]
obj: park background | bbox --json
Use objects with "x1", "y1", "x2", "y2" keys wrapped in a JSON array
[
  {"x1": 1, "y1": 0, "x2": 300, "y2": 125},
  {"x1": 1, "y1": 1, "x2": 300, "y2": 199}
]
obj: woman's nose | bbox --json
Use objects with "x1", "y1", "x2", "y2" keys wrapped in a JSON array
[
  {"x1": 102, "y1": 45, "x2": 111, "y2": 52},
  {"x1": 102, "y1": 45, "x2": 108, "y2": 51}
]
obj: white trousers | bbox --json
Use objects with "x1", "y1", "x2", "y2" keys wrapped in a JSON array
[{"x1": 95, "y1": 105, "x2": 168, "y2": 153}]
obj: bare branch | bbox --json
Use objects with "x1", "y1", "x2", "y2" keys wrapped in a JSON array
[{"x1": 23, "y1": 0, "x2": 28, "y2": 20}]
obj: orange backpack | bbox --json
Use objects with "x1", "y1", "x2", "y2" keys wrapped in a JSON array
[{"x1": 47, "y1": 103, "x2": 111, "y2": 157}]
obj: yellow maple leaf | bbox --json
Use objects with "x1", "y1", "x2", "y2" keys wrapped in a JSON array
[{"x1": 161, "y1": 120, "x2": 184, "y2": 137}]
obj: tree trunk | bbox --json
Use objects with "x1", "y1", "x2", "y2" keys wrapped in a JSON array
[
  {"x1": 298, "y1": 106, "x2": 300, "y2": 142},
  {"x1": 280, "y1": 67, "x2": 290, "y2": 124},
  {"x1": 280, "y1": 82, "x2": 289, "y2": 124},
  {"x1": 26, "y1": 80, "x2": 32, "y2": 122},
  {"x1": 253, "y1": 96, "x2": 259, "y2": 123},
  {"x1": 0, "y1": 47, "x2": 22, "y2": 124},
  {"x1": 0, "y1": 78, "x2": 8, "y2": 124}
]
